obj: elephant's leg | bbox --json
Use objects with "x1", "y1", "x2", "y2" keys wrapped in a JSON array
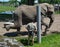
[
  {"x1": 42, "y1": 22, "x2": 49, "y2": 35},
  {"x1": 17, "y1": 27, "x2": 20, "y2": 32},
  {"x1": 43, "y1": 25, "x2": 48, "y2": 35},
  {"x1": 6, "y1": 25, "x2": 10, "y2": 31},
  {"x1": 6, "y1": 24, "x2": 15, "y2": 31},
  {"x1": 48, "y1": 15, "x2": 54, "y2": 28},
  {"x1": 13, "y1": 13, "x2": 21, "y2": 32},
  {"x1": 41, "y1": 15, "x2": 49, "y2": 30},
  {"x1": 41, "y1": 19, "x2": 49, "y2": 35},
  {"x1": 17, "y1": 14, "x2": 22, "y2": 32}
]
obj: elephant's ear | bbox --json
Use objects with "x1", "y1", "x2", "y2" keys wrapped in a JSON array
[
  {"x1": 46, "y1": 4, "x2": 54, "y2": 12},
  {"x1": 41, "y1": 4, "x2": 48, "y2": 15}
]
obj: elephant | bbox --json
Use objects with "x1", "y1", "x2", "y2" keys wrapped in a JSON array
[{"x1": 6, "y1": 3, "x2": 54, "y2": 35}]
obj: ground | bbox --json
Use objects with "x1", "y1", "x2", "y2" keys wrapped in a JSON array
[{"x1": 0, "y1": 14, "x2": 60, "y2": 36}]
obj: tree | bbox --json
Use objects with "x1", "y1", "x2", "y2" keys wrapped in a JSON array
[
  {"x1": 27, "y1": 0, "x2": 34, "y2": 5},
  {"x1": 9, "y1": 0, "x2": 20, "y2": 7},
  {"x1": 21, "y1": 0, "x2": 34, "y2": 5}
]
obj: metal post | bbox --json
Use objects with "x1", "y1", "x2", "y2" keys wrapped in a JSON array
[
  {"x1": 34, "y1": 0, "x2": 38, "y2": 4},
  {"x1": 36, "y1": 5, "x2": 41, "y2": 43},
  {"x1": 34, "y1": 0, "x2": 41, "y2": 44}
]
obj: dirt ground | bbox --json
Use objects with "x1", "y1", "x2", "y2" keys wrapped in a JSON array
[{"x1": 0, "y1": 14, "x2": 60, "y2": 36}]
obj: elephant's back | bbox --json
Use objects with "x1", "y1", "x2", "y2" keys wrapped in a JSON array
[
  {"x1": 14, "y1": 5, "x2": 27, "y2": 15},
  {"x1": 14, "y1": 5, "x2": 36, "y2": 15},
  {"x1": 21, "y1": 5, "x2": 36, "y2": 19}
]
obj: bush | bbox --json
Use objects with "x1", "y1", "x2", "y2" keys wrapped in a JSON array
[{"x1": 0, "y1": 6, "x2": 15, "y2": 12}]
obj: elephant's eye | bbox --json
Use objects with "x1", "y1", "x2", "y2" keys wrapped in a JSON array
[{"x1": 48, "y1": 7, "x2": 51, "y2": 9}]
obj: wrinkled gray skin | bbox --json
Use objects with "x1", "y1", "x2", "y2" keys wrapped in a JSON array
[{"x1": 6, "y1": 3, "x2": 54, "y2": 35}]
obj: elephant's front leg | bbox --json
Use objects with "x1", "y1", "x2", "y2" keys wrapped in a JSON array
[
  {"x1": 42, "y1": 21, "x2": 49, "y2": 35},
  {"x1": 43, "y1": 15, "x2": 54, "y2": 35},
  {"x1": 48, "y1": 15, "x2": 54, "y2": 28},
  {"x1": 41, "y1": 17, "x2": 49, "y2": 35}
]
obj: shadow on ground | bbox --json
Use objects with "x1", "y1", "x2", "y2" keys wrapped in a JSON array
[
  {"x1": 51, "y1": 31, "x2": 60, "y2": 34},
  {"x1": 3, "y1": 30, "x2": 60, "y2": 46},
  {"x1": 4, "y1": 30, "x2": 60, "y2": 37},
  {"x1": 3, "y1": 31, "x2": 28, "y2": 37}
]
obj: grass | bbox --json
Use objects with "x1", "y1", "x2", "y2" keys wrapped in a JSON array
[
  {"x1": 39, "y1": 33, "x2": 60, "y2": 47},
  {"x1": 16, "y1": 33, "x2": 60, "y2": 47},
  {"x1": 55, "y1": 11, "x2": 60, "y2": 14},
  {"x1": 0, "y1": 6, "x2": 16, "y2": 12},
  {"x1": 0, "y1": 6, "x2": 16, "y2": 21}
]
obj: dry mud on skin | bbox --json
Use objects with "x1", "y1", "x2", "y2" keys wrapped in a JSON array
[{"x1": 0, "y1": 14, "x2": 60, "y2": 35}]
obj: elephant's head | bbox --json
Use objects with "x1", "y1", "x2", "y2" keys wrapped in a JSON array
[
  {"x1": 40, "y1": 3, "x2": 54, "y2": 15},
  {"x1": 46, "y1": 4, "x2": 54, "y2": 13}
]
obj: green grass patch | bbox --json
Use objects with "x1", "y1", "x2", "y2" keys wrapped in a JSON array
[
  {"x1": 0, "y1": 6, "x2": 16, "y2": 12},
  {"x1": 0, "y1": 6, "x2": 16, "y2": 21},
  {"x1": 16, "y1": 33, "x2": 60, "y2": 47},
  {"x1": 55, "y1": 11, "x2": 60, "y2": 14}
]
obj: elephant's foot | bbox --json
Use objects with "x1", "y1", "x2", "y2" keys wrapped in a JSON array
[
  {"x1": 17, "y1": 27, "x2": 20, "y2": 31},
  {"x1": 42, "y1": 28, "x2": 50, "y2": 36},
  {"x1": 6, "y1": 25, "x2": 10, "y2": 31},
  {"x1": 42, "y1": 25, "x2": 49, "y2": 36},
  {"x1": 42, "y1": 32, "x2": 46, "y2": 36}
]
